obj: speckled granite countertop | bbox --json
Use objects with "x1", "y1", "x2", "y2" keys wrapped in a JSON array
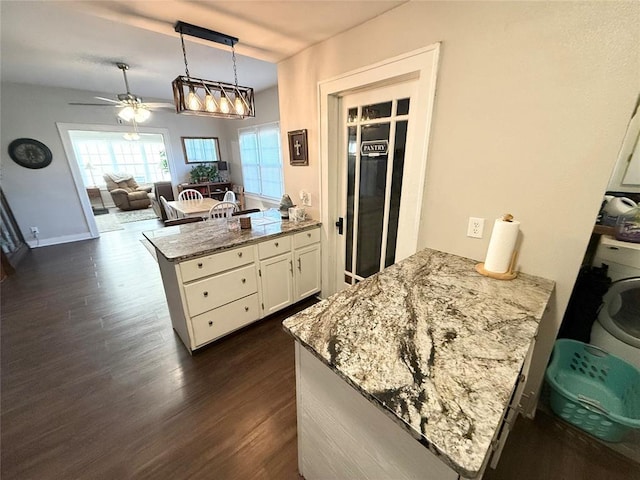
[
  {"x1": 283, "y1": 248, "x2": 554, "y2": 478},
  {"x1": 143, "y1": 209, "x2": 321, "y2": 262}
]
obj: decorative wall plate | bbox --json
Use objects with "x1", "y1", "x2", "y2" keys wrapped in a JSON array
[{"x1": 8, "y1": 138, "x2": 53, "y2": 169}]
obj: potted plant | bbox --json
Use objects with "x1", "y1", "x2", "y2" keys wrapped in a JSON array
[{"x1": 189, "y1": 163, "x2": 218, "y2": 183}]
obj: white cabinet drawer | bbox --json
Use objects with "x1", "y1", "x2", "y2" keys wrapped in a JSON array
[
  {"x1": 258, "y1": 235, "x2": 292, "y2": 260},
  {"x1": 180, "y1": 245, "x2": 254, "y2": 283},
  {"x1": 293, "y1": 227, "x2": 320, "y2": 249},
  {"x1": 184, "y1": 264, "x2": 257, "y2": 316},
  {"x1": 191, "y1": 293, "x2": 260, "y2": 347}
]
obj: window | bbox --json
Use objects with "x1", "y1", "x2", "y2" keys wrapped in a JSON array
[
  {"x1": 238, "y1": 122, "x2": 284, "y2": 199},
  {"x1": 68, "y1": 131, "x2": 170, "y2": 187}
]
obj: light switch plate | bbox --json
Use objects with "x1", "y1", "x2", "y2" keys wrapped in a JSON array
[{"x1": 300, "y1": 190, "x2": 311, "y2": 207}]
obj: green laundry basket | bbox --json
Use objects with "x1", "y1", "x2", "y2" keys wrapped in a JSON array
[{"x1": 545, "y1": 339, "x2": 640, "y2": 442}]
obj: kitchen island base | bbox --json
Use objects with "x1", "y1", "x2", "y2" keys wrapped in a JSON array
[{"x1": 295, "y1": 343, "x2": 459, "y2": 480}]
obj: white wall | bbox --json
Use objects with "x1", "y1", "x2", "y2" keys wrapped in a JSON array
[
  {"x1": 221, "y1": 86, "x2": 281, "y2": 210},
  {"x1": 277, "y1": 2, "x2": 639, "y2": 410},
  {"x1": 1, "y1": 82, "x2": 228, "y2": 245}
]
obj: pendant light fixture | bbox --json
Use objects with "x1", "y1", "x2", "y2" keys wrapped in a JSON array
[{"x1": 172, "y1": 21, "x2": 255, "y2": 119}]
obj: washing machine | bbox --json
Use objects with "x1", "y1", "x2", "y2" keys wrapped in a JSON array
[{"x1": 589, "y1": 235, "x2": 640, "y2": 368}]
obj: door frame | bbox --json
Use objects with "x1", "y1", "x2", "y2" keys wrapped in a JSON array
[
  {"x1": 318, "y1": 44, "x2": 441, "y2": 297},
  {"x1": 57, "y1": 123, "x2": 176, "y2": 238}
]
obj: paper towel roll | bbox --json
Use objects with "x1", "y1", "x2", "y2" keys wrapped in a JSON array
[{"x1": 484, "y1": 218, "x2": 520, "y2": 273}]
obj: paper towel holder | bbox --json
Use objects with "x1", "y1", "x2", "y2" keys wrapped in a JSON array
[{"x1": 475, "y1": 250, "x2": 518, "y2": 280}]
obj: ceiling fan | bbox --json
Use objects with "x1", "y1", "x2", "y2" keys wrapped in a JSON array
[{"x1": 69, "y1": 63, "x2": 174, "y2": 123}]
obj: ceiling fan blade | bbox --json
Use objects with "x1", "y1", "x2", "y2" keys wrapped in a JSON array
[
  {"x1": 144, "y1": 102, "x2": 176, "y2": 109},
  {"x1": 68, "y1": 102, "x2": 119, "y2": 107},
  {"x1": 94, "y1": 96, "x2": 121, "y2": 104}
]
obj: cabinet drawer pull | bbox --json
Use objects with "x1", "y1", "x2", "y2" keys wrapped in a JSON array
[
  {"x1": 208, "y1": 321, "x2": 213, "y2": 326},
  {"x1": 307, "y1": 233, "x2": 311, "y2": 238},
  {"x1": 203, "y1": 291, "x2": 209, "y2": 297},
  {"x1": 197, "y1": 262, "x2": 203, "y2": 268},
  {"x1": 241, "y1": 278, "x2": 246, "y2": 284},
  {"x1": 245, "y1": 306, "x2": 249, "y2": 312},
  {"x1": 238, "y1": 252, "x2": 243, "y2": 257},
  {"x1": 275, "y1": 242, "x2": 279, "y2": 247}
]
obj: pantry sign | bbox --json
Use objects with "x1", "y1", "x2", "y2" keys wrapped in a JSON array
[{"x1": 360, "y1": 140, "x2": 388, "y2": 157}]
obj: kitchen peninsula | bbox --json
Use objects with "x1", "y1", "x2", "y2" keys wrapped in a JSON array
[
  {"x1": 284, "y1": 249, "x2": 554, "y2": 479},
  {"x1": 144, "y1": 210, "x2": 321, "y2": 352}
]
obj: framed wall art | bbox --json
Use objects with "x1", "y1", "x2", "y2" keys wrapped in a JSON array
[{"x1": 288, "y1": 129, "x2": 308, "y2": 166}]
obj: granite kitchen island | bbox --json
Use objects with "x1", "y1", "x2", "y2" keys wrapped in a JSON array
[
  {"x1": 283, "y1": 248, "x2": 554, "y2": 479},
  {"x1": 144, "y1": 210, "x2": 322, "y2": 352}
]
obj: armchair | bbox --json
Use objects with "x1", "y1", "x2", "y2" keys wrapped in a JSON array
[{"x1": 103, "y1": 173, "x2": 152, "y2": 211}]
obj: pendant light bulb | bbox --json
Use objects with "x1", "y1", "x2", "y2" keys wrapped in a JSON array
[
  {"x1": 220, "y1": 96, "x2": 231, "y2": 114},
  {"x1": 234, "y1": 95, "x2": 245, "y2": 116},
  {"x1": 187, "y1": 88, "x2": 201, "y2": 111},
  {"x1": 205, "y1": 93, "x2": 217, "y2": 113}
]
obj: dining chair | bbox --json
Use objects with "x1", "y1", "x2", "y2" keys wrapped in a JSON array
[
  {"x1": 232, "y1": 208, "x2": 261, "y2": 216},
  {"x1": 160, "y1": 195, "x2": 178, "y2": 220},
  {"x1": 222, "y1": 190, "x2": 236, "y2": 203},
  {"x1": 164, "y1": 217, "x2": 204, "y2": 227},
  {"x1": 178, "y1": 189, "x2": 204, "y2": 201},
  {"x1": 208, "y1": 201, "x2": 239, "y2": 219}
]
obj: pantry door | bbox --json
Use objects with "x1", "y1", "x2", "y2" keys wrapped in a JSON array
[
  {"x1": 336, "y1": 81, "x2": 419, "y2": 289},
  {"x1": 319, "y1": 44, "x2": 440, "y2": 296}
]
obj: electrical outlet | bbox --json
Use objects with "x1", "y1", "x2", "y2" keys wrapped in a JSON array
[
  {"x1": 30, "y1": 226, "x2": 39, "y2": 237},
  {"x1": 467, "y1": 217, "x2": 484, "y2": 238}
]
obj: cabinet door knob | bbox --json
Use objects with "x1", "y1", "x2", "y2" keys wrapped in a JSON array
[
  {"x1": 203, "y1": 291, "x2": 209, "y2": 297},
  {"x1": 245, "y1": 306, "x2": 249, "y2": 312},
  {"x1": 197, "y1": 262, "x2": 203, "y2": 268},
  {"x1": 275, "y1": 242, "x2": 279, "y2": 247},
  {"x1": 241, "y1": 278, "x2": 246, "y2": 284},
  {"x1": 208, "y1": 321, "x2": 213, "y2": 326},
  {"x1": 238, "y1": 252, "x2": 243, "y2": 257}
]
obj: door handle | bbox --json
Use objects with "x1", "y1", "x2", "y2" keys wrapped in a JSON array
[{"x1": 335, "y1": 217, "x2": 344, "y2": 235}]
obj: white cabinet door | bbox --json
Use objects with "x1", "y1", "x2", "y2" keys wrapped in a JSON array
[
  {"x1": 294, "y1": 244, "x2": 321, "y2": 301},
  {"x1": 260, "y1": 252, "x2": 294, "y2": 316}
]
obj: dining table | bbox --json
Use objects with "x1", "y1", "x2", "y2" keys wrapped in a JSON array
[{"x1": 167, "y1": 198, "x2": 219, "y2": 218}]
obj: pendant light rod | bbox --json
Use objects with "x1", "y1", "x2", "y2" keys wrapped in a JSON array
[{"x1": 174, "y1": 21, "x2": 238, "y2": 47}]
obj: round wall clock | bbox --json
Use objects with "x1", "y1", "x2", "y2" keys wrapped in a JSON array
[{"x1": 8, "y1": 138, "x2": 53, "y2": 169}]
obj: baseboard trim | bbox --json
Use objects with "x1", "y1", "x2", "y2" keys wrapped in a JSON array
[{"x1": 27, "y1": 232, "x2": 94, "y2": 248}]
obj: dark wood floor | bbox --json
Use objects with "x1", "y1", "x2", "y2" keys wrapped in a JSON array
[{"x1": 2, "y1": 219, "x2": 639, "y2": 479}]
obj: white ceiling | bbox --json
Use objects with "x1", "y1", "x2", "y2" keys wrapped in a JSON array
[{"x1": 1, "y1": 0, "x2": 406, "y2": 102}]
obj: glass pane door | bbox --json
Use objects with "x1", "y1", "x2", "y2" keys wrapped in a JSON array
[{"x1": 343, "y1": 93, "x2": 411, "y2": 286}]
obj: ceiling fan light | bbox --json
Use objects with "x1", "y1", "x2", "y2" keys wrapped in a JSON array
[
  {"x1": 134, "y1": 107, "x2": 151, "y2": 123},
  {"x1": 118, "y1": 106, "x2": 135, "y2": 122},
  {"x1": 123, "y1": 132, "x2": 140, "y2": 141}
]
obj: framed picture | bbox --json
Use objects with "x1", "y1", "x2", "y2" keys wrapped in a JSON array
[
  {"x1": 181, "y1": 136, "x2": 221, "y2": 163},
  {"x1": 288, "y1": 129, "x2": 308, "y2": 166}
]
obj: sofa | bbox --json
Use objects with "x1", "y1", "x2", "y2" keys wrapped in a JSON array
[
  {"x1": 149, "y1": 181, "x2": 175, "y2": 220},
  {"x1": 103, "y1": 173, "x2": 152, "y2": 211}
]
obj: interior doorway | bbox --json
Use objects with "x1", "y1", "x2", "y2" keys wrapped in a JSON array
[
  {"x1": 58, "y1": 124, "x2": 175, "y2": 237},
  {"x1": 319, "y1": 44, "x2": 440, "y2": 297}
]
